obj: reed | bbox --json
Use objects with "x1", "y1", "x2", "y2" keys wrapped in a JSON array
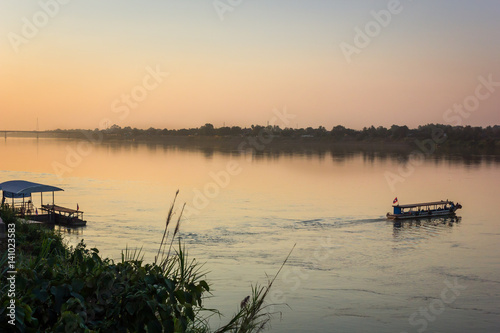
[
  {"x1": 155, "y1": 189, "x2": 179, "y2": 265},
  {"x1": 0, "y1": 195, "x2": 293, "y2": 332},
  {"x1": 214, "y1": 245, "x2": 295, "y2": 333}
]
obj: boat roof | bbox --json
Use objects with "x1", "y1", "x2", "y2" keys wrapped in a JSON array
[
  {"x1": 393, "y1": 200, "x2": 454, "y2": 208},
  {"x1": 0, "y1": 180, "x2": 64, "y2": 196}
]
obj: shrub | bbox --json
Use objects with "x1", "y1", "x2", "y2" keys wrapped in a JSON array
[{"x1": 0, "y1": 195, "x2": 290, "y2": 332}]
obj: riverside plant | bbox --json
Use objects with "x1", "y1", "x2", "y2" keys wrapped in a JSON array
[{"x1": 0, "y1": 194, "x2": 292, "y2": 332}]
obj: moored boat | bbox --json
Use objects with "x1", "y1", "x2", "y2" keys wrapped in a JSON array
[
  {"x1": 0, "y1": 180, "x2": 87, "y2": 227},
  {"x1": 41, "y1": 204, "x2": 87, "y2": 227},
  {"x1": 386, "y1": 200, "x2": 462, "y2": 220}
]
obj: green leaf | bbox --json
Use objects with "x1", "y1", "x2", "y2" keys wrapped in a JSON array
[
  {"x1": 164, "y1": 278, "x2": 174, "y2": 292},
  {"x1": 15, "y1": 304, "x2": 26, "y2": 328},
  {"x1": 126, "y1": 302, "x2": 136, "y2": 315},
  {"x1": 33, "y1": 288, "x2": 49, "y2": 302},
  {"x1": 199, "y1": 280, "x2": 210, "y2": 292},
  {"x1": 145, "y1": 274, "x2": 156, "y2": 285},
  {"x1": 162, "y1": 318, "x2": 175, "y2": 332},
  {"x1": 174, "y1": 290, "x2": 185, "y2": 304},
  {"x1": 71, "y1": 279, "x2": 85, "y2": 293},
  {"x1": 146, "y1": 299, "x2": 158, "y2": 313},
  {"x1": 184, "y1": 291, "x2": 193, "y2": 304},
  {"x1": 70, "y1": 291, "x2": 85, "y2": 303},
  {"x1": 185, "y1": 305, "x2": 195, "y2": 321},
  {"x1": 51, "y1": 285, "x2": 69, "y2": 313},
  {"x1": 146, "y1": 317, "x2": 162, "y2": 333}
]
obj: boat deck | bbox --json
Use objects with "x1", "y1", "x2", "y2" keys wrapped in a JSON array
[
  {"x1": 392, "y1": 200, "x2": 454, "y2": 209},
  {"x1": 42, "y1": 204, "x2": 82, "y2": 214}
]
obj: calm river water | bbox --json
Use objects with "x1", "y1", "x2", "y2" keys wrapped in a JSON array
[{"x1": 1, "y1": 137, "x2": 500, "y2": 332}]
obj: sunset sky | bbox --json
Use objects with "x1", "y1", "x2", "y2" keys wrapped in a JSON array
[{"x1": 1, "y1": 0, "x2": 499, "y2": 131}]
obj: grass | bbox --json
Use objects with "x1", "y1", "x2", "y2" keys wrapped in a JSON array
[
  {"x1": 0, "y1": 195, "x2": 293, "y2": 332},
  {"x1": 214, "y1": 245, "x2": 295, "y2": 333}
]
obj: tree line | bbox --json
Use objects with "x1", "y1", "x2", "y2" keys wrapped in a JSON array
[{"x1": 52, "y1": 123, "x2": 500, "y2": 145}]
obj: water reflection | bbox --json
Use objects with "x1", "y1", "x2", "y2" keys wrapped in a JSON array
[
  {"x1": 392, "y1": 216, "x2": 461, "y2": 239},
  {"x1": 201, "y1": 147, "x2": 215, "y2": 159},
  {"x1": 6, "y1": 137, "x2": 498, "y2": 167},
  {"x1": 177, "y1": 143, "x2": 500, "y2": 166},
  {"x1": 54, "y1": 224, "x2": 86, "y2": 236},
  {"x1": 42, "y1": 223, "x2": 86, "y2": 236},
  {"x1": 393, "y1": 215, "x2": 461, "y2": 227},
  {"x1": 75, "y1": 137, "x2": 498, "y2": 166}
]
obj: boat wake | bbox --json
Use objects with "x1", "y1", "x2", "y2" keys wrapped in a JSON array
[{"x1": 287, "y1": 216, "x2": 387, "y2": 230}]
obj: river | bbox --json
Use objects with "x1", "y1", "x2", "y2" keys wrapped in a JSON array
[{"x1": 1, "y1": 137, "x2": 499, "y2": 332}]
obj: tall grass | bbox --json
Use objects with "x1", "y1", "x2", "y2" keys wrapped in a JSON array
[
  {"x1": 215, "y1": 245, "x2": 295, "y2": 333},
  {"x1": 153, "y1": 192, "x2": 294, "y2": 332},
  {"x1": 0, "y1": 194, "x2": 293, "y2": 332}
]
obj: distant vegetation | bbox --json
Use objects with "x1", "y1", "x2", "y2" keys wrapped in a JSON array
[
  {"x1": 44, "y1": 123, "x2": 500, "y2": 153},
  {"x1": 50, "y1": 123, "x2": 500, "y2": 142}
]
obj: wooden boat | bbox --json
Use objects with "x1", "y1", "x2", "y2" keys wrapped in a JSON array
[
  {"x1": 0, "y1": 180, "x2": 87, "y2": 227},
  {"x1": 41, "y1": 204, "x2": 86, "y2": 227},
  {"x1": 386, "y1": 200, "x2": 462, "y2": 220}
]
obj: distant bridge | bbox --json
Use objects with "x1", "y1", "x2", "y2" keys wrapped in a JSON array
[
  {"x1": 1, "y1": 130, "x2": 49, "y2": 139},
  {"x1": 0, "y1": 130, "x2": 85, "y2": 139}
]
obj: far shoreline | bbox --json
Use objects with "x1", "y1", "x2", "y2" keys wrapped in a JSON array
[{"x1": 4, "y1": 130, "x2": 500, "y2": 158}]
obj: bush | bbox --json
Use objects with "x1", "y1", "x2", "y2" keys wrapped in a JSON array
[{"x1": 0, "y1": 197, "x2": 290, "y2": 333}]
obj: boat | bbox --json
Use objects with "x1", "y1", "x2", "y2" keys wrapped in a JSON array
[
  {"x1": 41, "y1": 204, "x2": 87, "y2": 227},
  {"x1": 0, "y1": 180, "x2": 86, "y2": 227},
  {"x1": 386, "y1": 200, "x2": 462, "y2": 220}
]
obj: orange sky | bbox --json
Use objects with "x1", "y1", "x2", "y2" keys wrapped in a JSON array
[{"x1": 1, "y1": 0, "x2": 499, "y2": 131}]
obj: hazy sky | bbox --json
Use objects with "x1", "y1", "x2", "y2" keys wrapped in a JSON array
[{"x1": 1, "y1": 0, "x2": 499, "y2": 130}]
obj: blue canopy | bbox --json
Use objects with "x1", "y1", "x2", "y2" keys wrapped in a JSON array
[{"x1": 0, "y1": 180, "x2": 63, "y2": 198}]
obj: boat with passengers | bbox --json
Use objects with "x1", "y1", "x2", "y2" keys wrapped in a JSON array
[{"x1": 386, "y1": 200, "x2": 462, "y2": 220}]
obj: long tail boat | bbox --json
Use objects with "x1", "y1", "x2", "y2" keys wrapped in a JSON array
[{"x1": 387, "y1": 200, "x2": 462, "y2": 220}]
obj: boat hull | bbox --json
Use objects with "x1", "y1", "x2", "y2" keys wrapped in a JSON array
[
  {"x1": 387, "y1": 208, "x2": 458, "y2": 220},
  {"x1": 54, "y1": 214, "x2": 87, "y2": 227},
  {"x1": 25, "y1": 213, "x2": 86, "y2": 226}
]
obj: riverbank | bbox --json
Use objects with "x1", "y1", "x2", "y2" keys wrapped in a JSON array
[
  {"x1": 6, "y1": 131, "x2": 500, "y2": 157},
  {"x1": 0, "y1": 204, "x2": 285, "y2": 332}
]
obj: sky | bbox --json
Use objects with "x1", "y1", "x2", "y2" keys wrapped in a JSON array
[{"x1": 1, "y1": 0, "x2": 499, "y2": 131}]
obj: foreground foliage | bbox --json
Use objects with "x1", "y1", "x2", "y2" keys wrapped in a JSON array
[
  {"x1": 1, "y1": 225, "x2": 210, "y2": 331},
  {"x1": 0, "y1": 200, "x2": 289, "y2": 333}
]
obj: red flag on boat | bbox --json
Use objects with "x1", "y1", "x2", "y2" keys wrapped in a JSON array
[
  {"x1": 393, "y1": 197, "x2": 398, "y2": 204},
  {"x1": 77, "y1": 203, "x2": 79, "y2": 211}
]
